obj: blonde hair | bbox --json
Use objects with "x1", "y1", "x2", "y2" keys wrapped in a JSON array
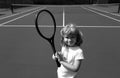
[
  {"x1": 60, "y1": 23, "x2": 83, "y2": 47},
  {"x1": 60, "y1": 24, "x2": 76, "y2": 37}
]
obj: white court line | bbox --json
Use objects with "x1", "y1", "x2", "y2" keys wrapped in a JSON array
[
  {"x1": 1, "y1": 25, "x2": 120, "y2": 28},
  {"x1": 0, "y1": 7, "x2": 46, "y2": 27},
  {"x1": 0, "y1": 6, "x2": 41, "y2": 20},
  {"x1": 63, "y1": 8, "x2": 65, "y2": 27},
  {"x1": 81, "y1": 6, "x2": 120, "y2": 23}
]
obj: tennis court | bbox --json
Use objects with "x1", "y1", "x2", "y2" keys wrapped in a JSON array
[{"x1": 0, "y1": 4, "x2": 120, "y2": 78}]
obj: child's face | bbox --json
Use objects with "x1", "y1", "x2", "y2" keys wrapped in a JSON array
[{"x1": 63, "y1": 35, "x2": 76, "y2": 47}]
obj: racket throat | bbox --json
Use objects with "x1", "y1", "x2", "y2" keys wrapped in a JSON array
[{"x1": 49, "y1": 40, "x2": 56, "y2": 54}]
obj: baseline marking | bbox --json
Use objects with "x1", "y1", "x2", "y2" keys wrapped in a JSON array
[{"x1": 1, "y1": 25, "x2": 120, "y2": 28}]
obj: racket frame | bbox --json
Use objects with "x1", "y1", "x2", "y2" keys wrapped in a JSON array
[{"x1": 35, "y1": 9, "x2": 61, "y2": 67}]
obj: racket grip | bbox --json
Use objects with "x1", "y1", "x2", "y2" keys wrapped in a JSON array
[{"x1": 56, "y1": 59, "x2": 61, "y2": 67}]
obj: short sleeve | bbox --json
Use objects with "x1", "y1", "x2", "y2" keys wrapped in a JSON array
[
  {"x1": 75, "y1": 49, "x2": 84, "y2": 60},
  {"x1": 61, "y1": 46, "x2": 65, "y2": 54}
]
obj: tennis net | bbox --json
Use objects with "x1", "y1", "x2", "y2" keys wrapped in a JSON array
[{"x1": 10, "y1": 4, "x2": 39, "y2": 13}]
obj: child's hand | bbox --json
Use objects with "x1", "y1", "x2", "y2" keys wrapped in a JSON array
[
  {"x1": 52, "y1": 52, "x2": 61, "y2": 60},
  {"x1": 52, "y1": 53, "x2": 57, "y2": 60},
  {"x1": 52, "y1": 51, "x2": 64, "y2": 62},
  {"x1": 56, "y1": 52, "x2": 64, "y2": 62}
]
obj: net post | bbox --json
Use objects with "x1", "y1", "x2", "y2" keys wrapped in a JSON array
[
  {"x1": 10, "y1": 4, "x2": 14, "y2": 14},
  {"x1": 118, "y1": 3, "x2": 120, "y2": 13}
]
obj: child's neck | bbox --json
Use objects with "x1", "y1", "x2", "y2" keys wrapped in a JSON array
[{"x1": 65, "y1": 45, "x2": 79, "y2": 49}]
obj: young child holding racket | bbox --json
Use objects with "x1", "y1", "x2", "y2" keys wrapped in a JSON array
[{"x1": 52, "y1": 23, "x2": 84, "y2": 78}]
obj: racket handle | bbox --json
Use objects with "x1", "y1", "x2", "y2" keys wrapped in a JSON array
[{"x1": 56, "y1": 59, "x2": 61, "y2": 67}]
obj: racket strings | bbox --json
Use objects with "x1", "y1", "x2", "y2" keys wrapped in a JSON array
[{"x1": 37, "y1": 11, "x2": 55, "y2": 38}]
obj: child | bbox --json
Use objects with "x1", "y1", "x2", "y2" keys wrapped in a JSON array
[{"x1": 52, "y1": 23, "x2": 84, "y2": 78}]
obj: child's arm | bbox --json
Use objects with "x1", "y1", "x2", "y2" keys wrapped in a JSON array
[
  {"x1": 57, "y1": 53, "x2": 82, "y2": 72},
  {"x1": 60, "y1": 60, "x2": 82, "y2": 72}
]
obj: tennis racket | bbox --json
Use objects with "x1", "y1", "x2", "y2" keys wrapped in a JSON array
[{"x1": 35, "y1": 9, "x2": 61, "y2": 67}]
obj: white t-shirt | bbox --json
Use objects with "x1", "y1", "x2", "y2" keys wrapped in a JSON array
[{"x1": 57, "y1": 46, "x2": 84, "y2": 78}]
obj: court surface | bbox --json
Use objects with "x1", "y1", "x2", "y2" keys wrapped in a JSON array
[{"x1": 0, "y1": 5, "x2": 120, "y2": 78}]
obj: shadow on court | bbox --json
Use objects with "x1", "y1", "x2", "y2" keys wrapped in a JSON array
[{"x1": 0, "y1": 27, "x2": 120, "y2": 78}]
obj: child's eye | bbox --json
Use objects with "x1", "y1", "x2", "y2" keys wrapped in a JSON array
[
  {"x1": 64, "y1": 36, "x2": 69, "y2": 39},
  {"x1": 69, "y1": 37, "x2": 75, "y2": 39},
  {"x1": 67, "y1": 37, "x2": 70, "y2": 39}
]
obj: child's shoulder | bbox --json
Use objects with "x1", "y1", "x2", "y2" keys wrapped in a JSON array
[
  {"x1": 75, "y1": 47, "x2": 83, "y2": 52},
  {"x1": 73, "y1": 47, "x2": 83, "y2": 57},
  {"x1": 61, "y1": 46, "x2": 66, "y2": 49},
  {"x1": 70, "y1": 47, "x2": 83, "y2": 52}
]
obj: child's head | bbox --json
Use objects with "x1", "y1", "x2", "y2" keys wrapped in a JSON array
[{"x1": 60, "y1": 23, "x2": 83, "y2": 47}]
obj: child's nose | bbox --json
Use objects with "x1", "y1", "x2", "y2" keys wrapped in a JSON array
[{"x1": 68, "y1": 39, "x2": 71, "y2": 42}]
